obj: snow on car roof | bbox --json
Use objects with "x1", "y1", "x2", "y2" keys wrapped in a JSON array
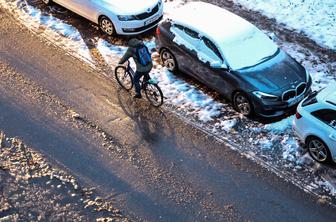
[
  {"x1": 170, "y1": 2, "x2": 255, "y2": 44},
  {"x1": 317, "y1": 82, "x2": 336, "y2": 107}
]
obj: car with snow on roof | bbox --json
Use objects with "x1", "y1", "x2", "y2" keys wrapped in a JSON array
[
  {"x1": 42, "y1": 0, "x2": 163, "y2": 36},
  {"x1": 293, "y1": 83, "x2": 336, "y2": 164},
  {"x1": 155, "y1": 1, "x2": 312, "y2": 117}
]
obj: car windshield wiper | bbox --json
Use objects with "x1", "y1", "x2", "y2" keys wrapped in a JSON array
[
  {"x1": 237, "y1": 48, "x2": 280, "y2": 70},
  {"x1": 257, "y1": 54, "x2": 274, "y2": 64}
]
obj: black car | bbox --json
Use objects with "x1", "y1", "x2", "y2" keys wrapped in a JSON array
[{"x1": 155, "y1": 2, "x2": 312, "y2": 117}]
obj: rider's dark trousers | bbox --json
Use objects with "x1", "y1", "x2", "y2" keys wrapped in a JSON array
[{"x1": 134, "y1": 71, "x2": 150, "y2": 96}]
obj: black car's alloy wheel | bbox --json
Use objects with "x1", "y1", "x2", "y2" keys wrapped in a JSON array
[
  {"x1": 100, "y1": 16, "x2": 115, "y2": 36},
  {"x1": 160, "y1": 49, "x2": 178, "y2": 72},
  {"x1": 307, "y1": 137, "x2": 331, "y2": 164},
  {"x1": 233, "y1": 92, "x2": 253, "y2": 116}
]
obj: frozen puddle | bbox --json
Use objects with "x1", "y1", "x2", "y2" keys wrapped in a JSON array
[{"x1": 1, "y1": 0, "x2": 336, "y2": 204}]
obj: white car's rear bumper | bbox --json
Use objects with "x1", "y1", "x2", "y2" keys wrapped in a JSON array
[{"x1": 292, "y1": 120, "x2": 305, "y2": 143}]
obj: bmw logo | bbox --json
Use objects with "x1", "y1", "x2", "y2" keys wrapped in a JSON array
[{"x1": 147, "y1": 8, "x2": 151, "y2": 12}]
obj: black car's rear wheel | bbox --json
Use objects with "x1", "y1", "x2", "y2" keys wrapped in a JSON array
[
  {"x1": 307, "y1": 137, "x2": 332, "y2": 164},
  {"x1": 160, "y1": 49, "x2": 178, "y2": 72},
  {"x1": 233, "y1": 92, "x2": 254, "y2": 116},
  {"x1": 99, "y1": 16, "x2": 115, "y2": 36}
]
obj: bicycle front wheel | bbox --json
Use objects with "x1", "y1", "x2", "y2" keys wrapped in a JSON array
[
  {"x1": 115, "y1": 66, "x2": 133, "y2": 90},
  {"x1": 144, "y1": 83, "x2": 164, "y2": 107}
]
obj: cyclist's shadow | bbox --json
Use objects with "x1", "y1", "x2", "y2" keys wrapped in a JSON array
[{"x1": 116, "y1": 88, "x2": 175, "y2": 144}]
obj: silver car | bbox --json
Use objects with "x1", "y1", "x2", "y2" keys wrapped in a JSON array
[{"x1": 42, "y1": 0, "x2": 163, "y2": 35}]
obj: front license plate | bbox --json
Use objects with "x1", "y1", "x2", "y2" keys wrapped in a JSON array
[
  {"x1": 144, "y1": 15, "x2": 159, "y2": 25},
  {"x1": 288, "y1": 94, "x2": 304, "y2": 106}
]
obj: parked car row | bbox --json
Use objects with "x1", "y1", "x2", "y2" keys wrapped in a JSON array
[
  {"x1": 155, "y1": 2, "x2": 335, "y2": 164},
  {"x1": 42, "y1": 1, "x2": 335, "y2": 164}
]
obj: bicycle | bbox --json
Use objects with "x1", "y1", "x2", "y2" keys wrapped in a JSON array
[{"x1": 115, "y1": 60, "x2": 164, "y2": 107}]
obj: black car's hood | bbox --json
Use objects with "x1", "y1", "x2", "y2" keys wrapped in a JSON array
[{"x1": 236, "y1": 50, "x2": 306, "y2": 93}]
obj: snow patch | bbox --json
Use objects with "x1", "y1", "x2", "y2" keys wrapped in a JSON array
[
  {"x1": 234, "y1": 0, "x2": 336, "y2": 50},
  {"x1": 265, "y1": 116, "x2": 294, "y2": 132}
]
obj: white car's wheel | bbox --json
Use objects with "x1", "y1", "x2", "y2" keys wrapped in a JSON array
[
  {"x1": 307, "y1": 137, "x2": 331, "y2": 164},
  {"x1": 99, "y1": 16, "x2": 115, "y2": 36},
  {"x1": 160, "y1": 49, "x2": 178, "y2": 72}
]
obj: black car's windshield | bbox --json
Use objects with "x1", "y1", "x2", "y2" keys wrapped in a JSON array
[{"x1": 219, "y1": 27, "x2": 279, "y2": 70}]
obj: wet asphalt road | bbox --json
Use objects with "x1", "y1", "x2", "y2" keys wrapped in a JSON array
[{"x1": 1, "y1": 5, "x2": 336, "y2": 222}]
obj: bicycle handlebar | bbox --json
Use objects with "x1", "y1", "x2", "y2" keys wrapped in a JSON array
[{"x1": 118, "y1": 60, "x2": 131, "y2": 69}]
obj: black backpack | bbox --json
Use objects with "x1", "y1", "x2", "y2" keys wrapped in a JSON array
[{"x1": 134, "y1": 45, "x2": 152, "y2": 66}]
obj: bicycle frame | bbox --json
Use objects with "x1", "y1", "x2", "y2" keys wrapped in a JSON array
[
  {"x1": 124, "y1": 60, "x2": 149, "y2": 87},
  {"x1": 116, "y1": 60, "x2": 163, "y2": 107}
]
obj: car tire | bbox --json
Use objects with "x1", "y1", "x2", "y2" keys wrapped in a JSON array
[
  {"x1": 233, "y1": 92, "x2": 254, "y2": 117},
  {"x1": 99, "y1": 16, "x2": 115, "y2": 36},
  {"x1": 307, "y1": 136, "x2": 332, "y2": 164},
  {"x1": 42, "y1": 0, "x2": 52, "y2": 5},
  {"x1": 160, "y1": 49, "x2": 178, "y2": 72}
]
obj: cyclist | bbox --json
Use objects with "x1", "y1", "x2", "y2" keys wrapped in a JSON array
[{"x1": 118, "y1": 38, "x2": 153, "y2": 99}]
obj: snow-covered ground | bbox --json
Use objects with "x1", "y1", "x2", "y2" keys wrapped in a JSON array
[
  {"x1": 1, "y1": 0, "x2": 336, "y2": 204},
  {"x1": 233, "y1": 0, "x2": 336, "y2": 50}
]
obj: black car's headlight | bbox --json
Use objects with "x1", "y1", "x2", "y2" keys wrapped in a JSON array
[
  {"x1": 253, "y1": 91, "x2": 278, "y2": 101},
  {"x1": 118, "y1": 15, "x2": 136, "y2": 21}
]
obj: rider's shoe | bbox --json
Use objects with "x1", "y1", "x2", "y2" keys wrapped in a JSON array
[
  {"x1": 133, "y1": 94, "x2": 142, "y2": 99},
  {"x1": 148, "y1": 78, "x2": 159, "y2": 84}
]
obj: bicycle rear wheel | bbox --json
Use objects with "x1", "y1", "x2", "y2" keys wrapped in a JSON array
[
  {"x1": 144, "y1": 83, "x2": 164, "y2": 107},
  {"x1": 115, "y1": 66, "x2": 133, "y2": 90}
]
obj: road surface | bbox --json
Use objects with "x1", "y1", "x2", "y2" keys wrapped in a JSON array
[{"x1": 0, "y1": 5, "x2": 335, "y2": 222}]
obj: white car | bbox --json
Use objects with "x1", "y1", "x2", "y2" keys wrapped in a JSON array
[
  {"x1": 293, "y1": 82, "x2": 336, "y2": 164},
  {"x1": 42, "y1": 0, "x2": 163, "y2": 35}
]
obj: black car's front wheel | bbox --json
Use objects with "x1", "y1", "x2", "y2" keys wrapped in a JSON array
[
  {"x1": 160, "y1": 49, "x2": 178, "y2": 72},
  {"x1": 99, "y1": 16, "x2": 115, "y2": 36},
  {"x1": 233, "y1": 92, "x2": 254, "y2": 116}
]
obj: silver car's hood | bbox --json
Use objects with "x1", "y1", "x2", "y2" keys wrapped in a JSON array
[{"x1": 101, "y1": 0, "x2": 159, "y2": 15}]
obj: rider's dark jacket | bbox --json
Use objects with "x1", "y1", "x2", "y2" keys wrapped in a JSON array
[{"x1": 119, "y1": 38, "x2": 153, "y2": 73}]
